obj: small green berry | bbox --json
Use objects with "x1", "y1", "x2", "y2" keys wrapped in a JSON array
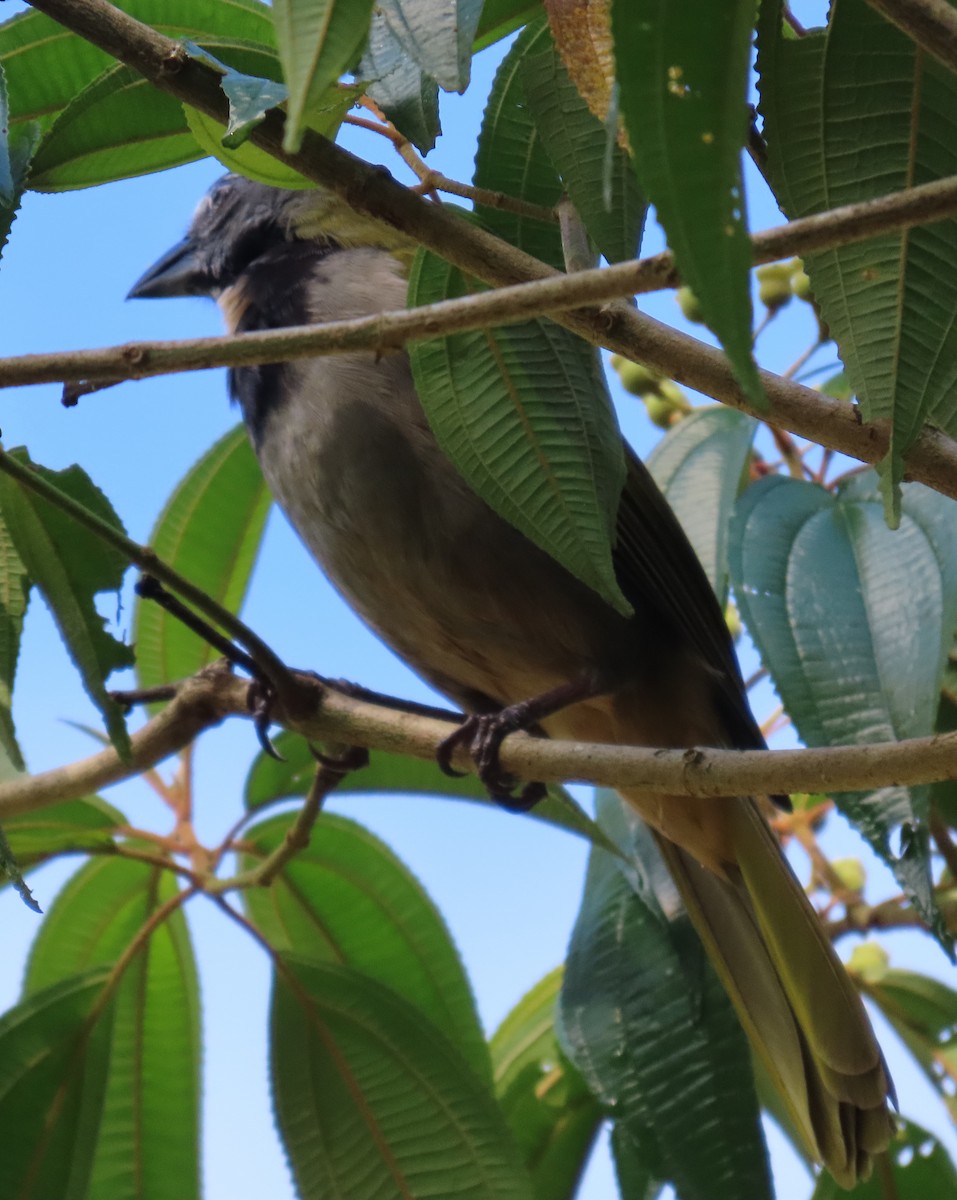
[
  {"x1": 676, "y1": 285, "x2": 704, "y2": 324},
  {"x1": 615, "y1": 359, "x2": 660, "y2": 397}
]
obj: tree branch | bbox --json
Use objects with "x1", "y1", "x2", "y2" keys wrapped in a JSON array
[
  {"x1": 21, "y1": 0, "x2": 957, "y2": 502},
  {"x1": 0, "y1": 662, "x2": 245, "y2": 817},
  {"x1": 6, "y1": 664, "x2": 957, "y2": 819},
  {"x1": 5, "y1": 166, "x2": 957, "y2": 391},
  {"x1": 865, "y1": 0, "x2": 957, "y2": 74},
  {"x1": 5, "y1": 175, "x2": 957, "y2": 394}
]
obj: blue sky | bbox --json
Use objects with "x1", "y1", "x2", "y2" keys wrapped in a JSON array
[{"x1": 1, "y1": 3, "x2": 954, "y2": 1197}]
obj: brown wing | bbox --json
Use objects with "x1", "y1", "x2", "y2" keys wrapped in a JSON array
[{"x1": 614, "y1": 445, "x2": 766, "y2": 752}]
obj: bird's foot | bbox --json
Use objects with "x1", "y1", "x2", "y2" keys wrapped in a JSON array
[{"x1": 437, "y1": 706, "x2": 547, "y2": 813}]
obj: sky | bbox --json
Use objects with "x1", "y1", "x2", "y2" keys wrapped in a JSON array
[{"x1": 0, "y1": 3, "x2": 955, "y2": 1198}]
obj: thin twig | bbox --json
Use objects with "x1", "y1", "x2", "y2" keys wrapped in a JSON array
[
  {"x1": 207, "y1": 748, "x2": 366, "y2": 893},
  {"x1": 783, "y1": 338, "x2": 826, "y2": 382},
  {"x1": 418, "y1": 167, "x2": 559, "y2": 223}
]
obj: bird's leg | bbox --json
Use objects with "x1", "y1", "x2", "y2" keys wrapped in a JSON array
[{"x1": 437, "y1": 670, "x2": 612, "y2": 813}]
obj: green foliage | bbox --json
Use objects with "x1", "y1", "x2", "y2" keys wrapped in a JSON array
[
  {"x1": 490, "y1": 969, "x2": 603, "y2": 1199},
  {"x1": 729, "y1": 471, "x2": 957, "y2": 947},
  {"x1": 272, "y1": 0, "x2": 377, "y2": 150},
  {"x1": 560, "y1": 794, "x2": 772, "y2": 1200},
  {"x1": 0, "y1": 970, "x2": 115, "y2": 1199},
  {"x1": 1, "y1": 1, "x2": 957, "y2": 1199},
  {"x1": 408, "y1": 241, "x2": 629, "y2": 615},
  {"x1": 612, "y1": 0, "x2": 762, "y2": 407},
  {"x1": 646, "y1": 406, "x2": 755, "y2": 603},
  {"x1": 757, "y1": 0, "x2": 957, "y2": 520},
  {"x1": 24, "y1": 859, "x2": 201, "y2": 1199},
  {"x1": 358, "y1": 9, "x2": 440, "y2": 153},
  {"x1": 473, "y1": 20, "x2": 565, "y2": 269},
  {"x1": 241, "y1": 810, "x2": 492, "y2": 1082},
  {"x1": 271, "y1": 956, "x2": 532, "y2": 1197},
  {"x1": 132, "y1": 424, "x2": 271, "y2": 693},
  {"x1": 520, "y1": 22, "x2": 645, "y2": 265},
  {"x1": 0, "y1": 450, "x2": 133, "y2": 758}
]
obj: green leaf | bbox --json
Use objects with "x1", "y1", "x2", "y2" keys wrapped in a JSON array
[
  {"x1": 243, "y1": 729, "x2": 618, "y2": 851},
  {"x1": 1, "y1": 796, "x2": 125, "y2": 870},
  {"x1": 728, "y1": 471, "x2": 957, "y2": 946},
  {"x1": 473, "y1": 0, "x2": 540, "y2": 52},
  {"x1": 272, "y1": 0, "x2": 377, "y2": 151},
  {"x1": 612, "y1": 0, "x2": 762, "y2": 407},
  {"x1": 29, "y1": 40, "x2": 295, "y2": 191},
  {"x1": 0, "y1": 450, "x2": 133, "y2": 758},
  {"x1": 811, "y1": 1118, "x2": 957, "y2": 1200},
  {"x1": 757, "y1": 0, "x2": 957, "y2": 520},
  {"x1": 241, "y1": 810, "x2": 491, "y2": 1084},
  {"x1": 0, "y1": 970, "x2": 114, "y2": 1200},
  {"x1": 185, "y1": 74, "x2": 359, "y2": 182},
  {"x1": 473, "y1": 20, "x2": 564, "y2": 269},
  {"x1": 216, "y1": 59, "x2": 288, "y2": 146},
  {"x1": 610, "y1": 1126, "x2": 664, "y2": 1200},
  {"x1": 490, "y1": 968, "x2": 603, "y2": 1198},
  {"x1": 378, "y1": 0, "x2": 483, "y2": 93},
  {"x1": 28, "y1": 63, "x2": 202, "y2": 192},
  {"x1": 862, "y1": 968, "x2": 957, "y2": 1121},
  {"x1": 646, "y1": 406, "x2": 756, "y2": 604},
  {"x1": 0, "y1": 60, "x2": 39, "y2": 261},
  {"x1": 271, "y1": 956, "x2": 532, "y2": 1198},
  {"x1": 0, "y1": 0, "x2": 275, "y2": 130},
  {"x1": 134, "y1": 424, "x2": 271, "y2": 693},
  {"x1": 559, "y1": 795, "x2": 772, "y2": 1200},
  {"x1": 24, "y1": 857, "x2": 201, "y2": 1200},
  {"x1": 0, "y1": 60, "x2": 14, "y2": 206},
  {"x1": 357, "y1": 9, "x2": 440, "y2": 154},
  {"x1": 0, "y1": 497, "x2": 29, "y2": 771},
  {"x1": 408, "y1": 245, "x2": 630, "y2": 615},
  {"x1": 521, "y1": 22, "x2": 646, "y2": 265}
]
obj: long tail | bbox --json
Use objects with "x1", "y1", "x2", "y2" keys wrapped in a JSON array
[{"x1": 636, "y1": 797, "x2": 895, "y2": 1188}]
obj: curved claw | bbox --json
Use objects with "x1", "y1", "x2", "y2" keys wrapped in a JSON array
[
  {"x1": 436, "y1": 721, "x2": 473, "y2": 778},
  {"x1": 438, "y1": 712, "x2": 546, "y2": 812},
  {"x1": 249, "y1": 681, "x2": 284, "y2": 761},
  {"x1": 495, "y1": 780, "x2": 548, "y2": 814}
]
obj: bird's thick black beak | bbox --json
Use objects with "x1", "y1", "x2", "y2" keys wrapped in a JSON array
[{"x1": 127, "y1": 237, "x2": 210, "y2": 300}]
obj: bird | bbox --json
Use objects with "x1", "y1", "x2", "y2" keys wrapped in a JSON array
[{"x1": 129, "y1": 172, "x2": 895, "y2": 1186}]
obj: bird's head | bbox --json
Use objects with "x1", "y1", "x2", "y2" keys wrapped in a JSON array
[{"x1": 127, "y1": 172, "x2": 416, "y2": 301}]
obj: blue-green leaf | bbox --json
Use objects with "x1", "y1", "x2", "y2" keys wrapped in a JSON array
[
  {"x1": 357, "y1": 8, "x2": 440, "y2": 154},
  {"x1": 647, "y1": 406, "x2": 756, "y2": 603},
  {"x1": 378, "y1": 0, "x2": 483, "y2": 93},
  {"x1": 729, "y1": 471, "x2": 957, "y2": 947}
]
